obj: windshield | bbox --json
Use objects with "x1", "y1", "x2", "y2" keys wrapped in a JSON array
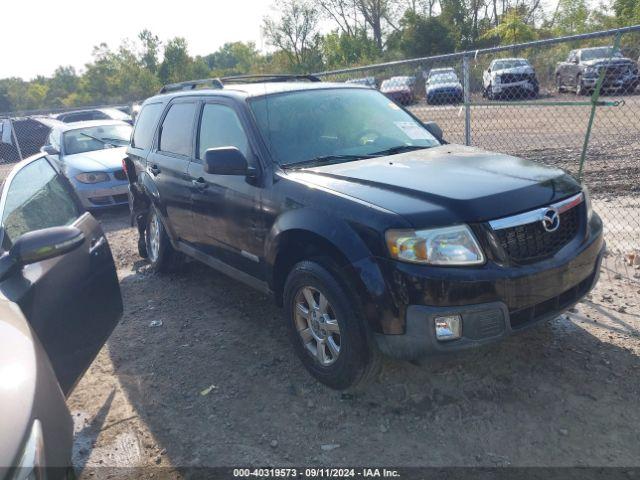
[
  {"x1": 249, "y1": 88, "x2": 440, "y2": 167},
  {"x1": 430, "y1": 73, "x2": 459, "y2": 84},
  {"x1": 63, "y1": 124, "x2": 132, "y2": 155},
  {"x1": 581, "y1": 47, "x2": 623, "y2": 61},
  {"x1": 381, "y1": 77, "x2": 414, "y2": 89},
  {"x1": 493, "y1": 59, "x2": 529, "y2": 69}
]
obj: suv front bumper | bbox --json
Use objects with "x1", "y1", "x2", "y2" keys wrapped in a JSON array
[{"x1": 365, "y1": 216, "x2": 604, "y2": 360}]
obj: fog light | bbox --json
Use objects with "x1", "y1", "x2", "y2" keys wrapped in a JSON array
[{"x1": 434, "y1": 315, "x2": 462, "y2": 341}]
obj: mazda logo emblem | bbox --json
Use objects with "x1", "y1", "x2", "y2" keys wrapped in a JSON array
[{"x1": 542, "y1": 208, "x2": 560, "y2": 233}]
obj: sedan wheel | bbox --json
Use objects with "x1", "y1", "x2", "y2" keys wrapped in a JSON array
[{"x1": 294, "y1": 286, "x2": 341, "y2": 366}]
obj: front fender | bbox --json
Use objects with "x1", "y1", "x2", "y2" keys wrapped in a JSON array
[
  {"x1": 265, "y1": 209, "x2": 403, "y2": 334},
  {"x1": 264, "y1": 208, "x2": 371, "y2": 267}
]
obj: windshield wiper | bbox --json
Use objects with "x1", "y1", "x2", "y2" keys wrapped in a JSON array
[
  {"x1": 369, "y1": 145, "x2": 430, "y2": 156},
  {"x1": 284, "y1": 154, "x2": 377, "y2": 169},
  {"x1": 80, "y1": 132, "x2": 116, "y2": 147}
]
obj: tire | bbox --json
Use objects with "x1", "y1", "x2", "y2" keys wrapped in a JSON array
[
  {"x1": 487, "y1": 84, "x2": 495, "y2": 100},
  {"x1": 283, "y1": 260, "x2": 381, "y2": 391},
  {"x1": 145, "y1": 206, "x2": 180, "y2": 273},
  {"x1": 556, "y1": 74, "x2": 565, "y2": 93},
  {"x1": 576, "y1": 75, "x2": 588, "y2": 96}
]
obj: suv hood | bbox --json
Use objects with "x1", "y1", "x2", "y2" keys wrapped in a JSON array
[
  {"x1": 288, "y1": 144, "x2": 580, "y2": 227},
  {"x1": 427, "y1": 82, "x2": 462, "y2": 91},
  {"x1": 65, "y1": 146, "x2": 127, "y2": 172},
  {"x1": 493, "y1": 66, "x2": 534, "y2": 75},
  {"x1": 582, "y1": 58, "x2": 634, "y2": 67}
]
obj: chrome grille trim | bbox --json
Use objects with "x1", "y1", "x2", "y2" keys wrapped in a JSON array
[{"x1": 489, "y1": 192, "x2": 584, "y2": 231}]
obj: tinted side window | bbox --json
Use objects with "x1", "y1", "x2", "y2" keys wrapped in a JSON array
[
  {"x1": 132, "y1": 103, "x2": 163, "y2": 150},
  {"x1": 1, "y1": 158, "x2": 80, "y2": 249},
  {"x1": 159, "y1": 103, "x2": 197, "y2": 156},
  {"x1": 198, "y1": 104, "x2": 249, "y2": 159}
]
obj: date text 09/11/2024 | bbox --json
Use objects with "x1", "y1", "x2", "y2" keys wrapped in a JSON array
[{"x1": 232, "y1": 468, "x2": 401, "y2": 478}]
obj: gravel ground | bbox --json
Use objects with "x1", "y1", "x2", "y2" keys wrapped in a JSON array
[{"x1": 65, "y1": 207, "x2": 640, "y2": 478}]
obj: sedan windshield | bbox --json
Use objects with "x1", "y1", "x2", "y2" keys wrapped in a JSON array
[
  {"x1": 581, "y1": 47, "x2": 623, "y2": 61},
  {"x1": 63, "y1": 124, "x2": 132, "y2": 155},
  {"x1": 249, "y1": 88, "x2": 440, "y2": 167},
  {"x1": 430, "y1": 73, "x2": 459, "y2": 84}
]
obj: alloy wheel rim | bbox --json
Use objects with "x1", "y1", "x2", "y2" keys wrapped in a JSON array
[
  {"x1": 148, "y1": 212, "x2": 160, "y2": 262},
  {"x1": 294, "y1": 286, "x2": 341, "y2": 366}
]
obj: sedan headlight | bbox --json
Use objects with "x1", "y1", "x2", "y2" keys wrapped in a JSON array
[
  {"x1": 386, "y1": 225, "x2": 485, "y2": 266},
  {"x1": 75, "y1": 172, "x2": 110, "y2": 184},
  {"x1": 12, "y1": 419, "x2": 45, "y2": 480},
  {"x1": 494, "y1": 75, "x2": 501, "y2": 84},
  {"x1": 583, "y1": 185, "x2": 593, "y2": 221}
]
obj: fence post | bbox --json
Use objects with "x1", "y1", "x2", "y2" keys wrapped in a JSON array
[
  {"x1": 578, "y1": 31, "x2": 623, "y2": 181},
  {"x1": 463, "y1": 55, "x2": 472, "y2": 146}
]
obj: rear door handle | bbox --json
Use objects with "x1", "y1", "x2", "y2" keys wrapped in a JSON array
[
  {"x1": 192, "y1": 177, "x2": 208, "y2": 190},
  {"x1": 149, "y1": 165, "x2": 161, "y2": 176}
]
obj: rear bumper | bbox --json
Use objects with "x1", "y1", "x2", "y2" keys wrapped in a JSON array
[{"x1": 359, "y1": 215, "x2": 604, "y2": 359}]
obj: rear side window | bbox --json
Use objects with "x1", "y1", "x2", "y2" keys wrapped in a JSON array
[
  {"x1": 198, "y1": 104, "x2": 250, "y2": 159},
  {"x1": 1, "y1": 157, "x2": 80, "y2": 249},
  {"x1": 159, "y1": 103, "x2": 197, "y2": 156},
  {"x1": 132, "y1": 103, "x2": 163, "y2": 150}
]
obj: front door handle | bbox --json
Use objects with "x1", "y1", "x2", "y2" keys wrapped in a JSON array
[
  {"x1": 192, "y1": 177, "x2": 208, "y2": 190},
  {"x1": 149, "y1": 165, "x2": 161, "y2": 176}
]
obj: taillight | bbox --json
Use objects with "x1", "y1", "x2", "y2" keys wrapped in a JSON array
[{"x1": 122, "y1": 157, "x2": 128, "y2": 176}]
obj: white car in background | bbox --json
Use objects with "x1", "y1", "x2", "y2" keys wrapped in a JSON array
[{"x1": 483, "y1": 58, "x2": 539, "y2": 100}]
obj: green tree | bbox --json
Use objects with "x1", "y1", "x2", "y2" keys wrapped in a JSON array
[
  {"x1": 482, "y1": 9, "x2": 537, "y2": 44},
  {"x1": 321, "y1": 29, "x2": 378, "y2": 68},
  {"x1": 387, "y1": 11, "x2": 456, "y2": 58},
  {"x1": 262, "y1": 0, "x2": 323, "y2": 71}
]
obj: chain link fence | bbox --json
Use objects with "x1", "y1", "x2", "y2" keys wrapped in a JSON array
[
  {"x1": 317, "y1": 26, "x2": 640, "y2": 283},
  {"x1": 0, "y1": 104, "x2": 135, "y2": 175}
]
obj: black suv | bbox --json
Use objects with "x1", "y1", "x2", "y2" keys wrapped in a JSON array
[
  {"x1": 125, "y1": 75, "x2": 604, "y2": 390},
  {"x1": 556, "y1": 46, "x2": 639, "y2": 95}
]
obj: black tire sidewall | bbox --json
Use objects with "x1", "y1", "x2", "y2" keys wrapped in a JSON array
[
  {"x1": 145, "y1": 206, "x2": 172, "y2": 272},
  {"x1": 284, "y1": 261, "x2": 370, "y2": 390}
]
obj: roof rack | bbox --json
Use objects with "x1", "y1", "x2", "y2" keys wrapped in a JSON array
[
  {"x1": 158, "y1": 74, "x2": 322, "y2": 94},
  {"x1": 159, "y1": 78, "x2": 224, "y2": 94},
  {"x1": 220, "y1": 74, "x2": 322, "y2": 84}
]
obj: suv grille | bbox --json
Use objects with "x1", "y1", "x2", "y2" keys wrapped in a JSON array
[
  {"x1": 494, "y1": 205, "x2": 581, "y2": 262},
  {"x1": 500, "y1": 73, "x2": 533, "y2": 83},
  {"x1": 113, "y1": 169, "x2": 127, "y2": 181}
]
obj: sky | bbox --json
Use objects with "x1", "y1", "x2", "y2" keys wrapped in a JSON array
[{"x1": 2, "y1": 0, "x2": 275, "y2": 80}]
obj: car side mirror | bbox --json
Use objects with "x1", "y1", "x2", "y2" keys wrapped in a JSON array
[
  {"x1": 0, "y1": 226, "x2": 85, "y2": 282},
  {"x1": 423, "y1": 121, "x2": 443, "y2": 141},
  {"x1": 41, "y1": 145, "x2": 60, "y2": 156},
  {"x1": 204, "y1": 147, "x2": 250, "y2": 176},
  {"x1": 487, "y1": 68, "x2": 491, "y2": 73}
]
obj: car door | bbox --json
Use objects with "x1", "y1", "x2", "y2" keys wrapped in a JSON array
[
  {"x1": 186, "y1": 100, "x2": 265, "y2": 278},
  {"x1": 145, "y1": 99, "x2": 199, "y2": 244},
  {"x1": 566, "y1": 51, "x2": 579, "y2": 85},
  {"x1": 0, "y1": 155, "x2": 122, "y2": 394}
]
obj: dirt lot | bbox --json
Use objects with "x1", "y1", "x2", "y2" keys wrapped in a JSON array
[{"x1": 65, "y1": 207, "x2": 640, "y2": 477}]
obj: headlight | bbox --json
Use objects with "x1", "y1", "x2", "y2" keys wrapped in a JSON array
[
  {"x1": 583, "y1": 185, "x2": 593, "y2": 221},
  {"x1": 75, "y1": 172, "x2": 109, "y2": 184},
  {"x1": 12, "y1": 419, "x2": 45, "y2": 480},
  {"x1": 494, "y1": 75, "x2": 501, "y2": 83},
  {"x1": 386, "y1": 225, "x2": 485, "y2": 266}
]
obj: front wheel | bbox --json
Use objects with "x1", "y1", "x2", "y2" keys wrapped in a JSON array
[
  {"x1": 556, "y1": 74, "x2": 565, "y2": 93},
  {"x1": 576, "y1": 75, "x2": 588, "y2": 96},
  {"x1": 283, "y1": 260, "x2": 381, "y2": 390}
]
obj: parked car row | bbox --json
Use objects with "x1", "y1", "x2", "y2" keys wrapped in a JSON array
[{"x1": 346, "y1": 45, "x2": 639, "y2": 105}]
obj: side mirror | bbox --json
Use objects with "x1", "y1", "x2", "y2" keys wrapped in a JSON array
[
  {"x1": 0, "y1": 226, "x2": 84, "y2": 282},
  {"x1": 41, "y1": 145, "x2": 60, "y2": 156},
  {"x1": 487, "y1": 68, "x2": 491, "y2": 73},
  {"x1": 204, "y1": 147, "x2": 249, "y2": 176},
  {"x1": 423, "y1": 121, "x2": 443, "y2": 141}
]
